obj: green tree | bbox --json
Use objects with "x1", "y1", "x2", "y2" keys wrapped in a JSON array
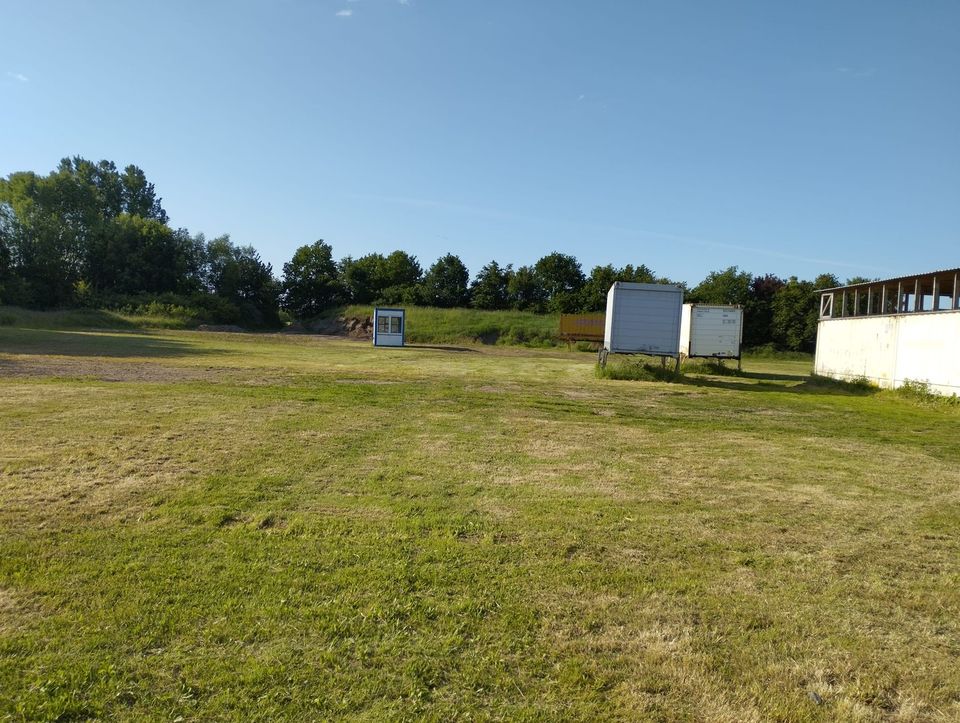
[
  {"x1": 0, "y1": 205, "x2": 15, "y2": 304},
  {"x1": 340, "y1": 253, "x2": 384, "y2": 304},
  {"x1": 580, "y1": 263, "x2": 659, "y2": 311},
  {"x1": 620, "y1": 264, "x2": 659, "y2": 284},
  {"x1": 204, "y1": 235, "x2": 280, "y2": 325},
  {"x1": 0, "y1": 158, "x2": 172, "y2": 305},
  {"x1": 377, "y1": 250, "x2": 423, "y2": 304},
  {"x1": 421, "y1": 253, "x2": 470, "y2": 307},
  {"x1": 0, "y1": 171, "x2": 86, "y2": 305},
  {"x1": 507, "y1": 265, "x2": 546, "y2": 311},
  {"x1": 341, "y1": 250, "x2": 422, "y2": 304},
  {"x1": 771, "y1": 277, "x2": 817, "y2": 351},
  {"x1": 281, "y1": 240, "x2": 343, "y2": 318},
  {"x1": 743, "y1": 274, "x2": 785, "y2": 348},
  {"x1": 470, "y1": 261, "x2": 513, "y2": 310},
  {"x1": 86, "y1": 215, "x2": 198, "y2": 295},
  {"x1": 54, "y1": 157, "x2": 168, "y2": 223},
  {"x1": 581, "y1": 265, "x2": 619, "y2": 312},
  {"x1": 689, "y1": 266, "x2": 752, "y2": 306},
  {"x1": 815, "y1": 274, "x2": 840, "y2": 290},
  {"x1": 120, "y1": 164, "x2": 168, "y2": 222},
  {"x1": 534, "y1": 252, "x2": 585, "y2": 313}
]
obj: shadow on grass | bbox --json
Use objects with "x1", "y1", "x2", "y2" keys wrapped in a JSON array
[
  {"x1": 0, "y1": 307, "x2": 138, "y2": 330},
  {"x1": 0, "y1": 328, "x2": 224, "y2": 358},
  {"x1": 600, "y1": 361, "x2": 878, "y2": 397},
  {"x1": 404, "y1": 344, "x2": 480, "y2": 354},
  {"x1": 679, "y1": 374, "x2": 879, "y2": 396},
  {"x1": 737, "y1": 370, "x2": 811, "y2": 383}
]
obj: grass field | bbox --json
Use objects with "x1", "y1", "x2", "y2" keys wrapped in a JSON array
[
  {"x1": 1, "y1": 327, "x2": 958, "y2": 720},
  {"x1": 327, "y1": 305, "x2": 562, "y2": 347},
  {"x1": 2, "y1": 304, "x2": 564, "y2": 346}
]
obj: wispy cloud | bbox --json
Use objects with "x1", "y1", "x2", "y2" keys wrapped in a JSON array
[
  {"x1": 398, "y1": 0, "x2": 410, "y2": 5},
  {"x1": 582, "y1": 222, "x2": 892, "y2": 273},
  {"x1": 5, "y1": 71, "x2": 28, "y2": 83},
  {"x1": 336, "y1": 8, "x2": 353, "y2": 17},
  {"x1": 837, "y1": 66, "x2": 876, "y2": 78},
  {"x1": 348, "y1": 193, "x2": 891, "y2": 273},
  {"x1": 349, "y1": 194, "x2": 517, "y2": 222}
]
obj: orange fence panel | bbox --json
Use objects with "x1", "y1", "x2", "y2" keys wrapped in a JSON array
[{"x1": 559, "y1": 314, "x2": 606, "y2": 342}]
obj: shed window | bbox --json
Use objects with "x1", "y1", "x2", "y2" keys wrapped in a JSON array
[{"x1": 377, "y1": 315, "x2": 402, "y2": 334}]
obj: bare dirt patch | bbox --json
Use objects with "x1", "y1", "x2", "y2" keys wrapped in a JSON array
[
  {"x1": 334, "y1": 378, "x2": 397, "y2": 385},
  {"x1": 287, "y1": 315, "x2": 373, "y2": 339},
  {"x1": 0, "y1": 356, "x2": 233, "y2": 383},
  {"x1": 468, "y1": 384, "x2": 510, "y2": 394}
]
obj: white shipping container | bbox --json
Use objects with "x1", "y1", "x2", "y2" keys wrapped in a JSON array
[
  {"x1": 603, "y1": 282, "x2": 683, "y2": 356},
  {"x1": 679, "y1": 304, "x2": 743, "y2": 360}
]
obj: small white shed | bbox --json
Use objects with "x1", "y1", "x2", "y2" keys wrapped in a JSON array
[
  {"x1": 373, "y1": 307, "x2": 405, "y2": 347},
  {"x1": 679, "y1": 304, "x2": 743, "y2": 364},
  {"x1": 601, "y1": 282, "x2": 683, "y2": 366}
]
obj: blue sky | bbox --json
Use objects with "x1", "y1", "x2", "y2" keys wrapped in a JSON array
[{"x1": 2, "y1": 1, "x2": 958, "y2": 285}]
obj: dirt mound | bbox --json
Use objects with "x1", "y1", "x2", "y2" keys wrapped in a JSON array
[
  {"x1": 292, "y1": 316, "x2": 373, "y2": 339},
  {"x1": 343, "y1": 316, "x2": 373, "y2": 339}
]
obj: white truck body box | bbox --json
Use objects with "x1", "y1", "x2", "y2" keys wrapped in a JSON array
[
  {"x1": 603, "y1": 282, "x2": 683, "y2": 357},
  {"x1": 680, "y1": 304, "x2": 743, "y2": 359}
]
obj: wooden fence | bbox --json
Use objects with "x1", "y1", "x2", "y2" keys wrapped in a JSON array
[{"x1": 559, "y1": 314, "x2": 605, "y2": 343}]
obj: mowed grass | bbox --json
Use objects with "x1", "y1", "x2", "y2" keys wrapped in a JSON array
[
  {"x1": 340, "y1": 305, "x2": 561, "y2": 346},
  {"x1": 1, "y1": 328, "x2": 958, "y2": 721}
]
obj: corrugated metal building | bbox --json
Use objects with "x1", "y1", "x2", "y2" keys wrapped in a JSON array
[{"x1": 815, "y1": 268, "x2": 960, "y2": 394}]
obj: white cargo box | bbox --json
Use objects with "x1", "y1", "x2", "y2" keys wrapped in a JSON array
[
  {"x1": 680, "y1": 304, "x2": 743, "y2": 360},
  {"x1": 603, "y1": 282, "x2": 683, "y2": 357}
]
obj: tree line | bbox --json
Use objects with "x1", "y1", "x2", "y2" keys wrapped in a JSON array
[{"x1": 1, "y1": 157, "x2": 848, "y2": 350}]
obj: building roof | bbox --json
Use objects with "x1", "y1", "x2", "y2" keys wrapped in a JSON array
[{"x1": 819, "y1": 267, "x2": 960, "y2": 294}]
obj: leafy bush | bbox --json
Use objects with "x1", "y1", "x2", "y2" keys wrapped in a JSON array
[
  {"x1": 94, "y1": 292, "x2": 281, "y2": 328},
  {"x1": 742, "y1": 344, "x2": 812, "y2": 361},
  {"x1": 118, "y1": 300, "x2": 198, "y2": 321},
  {"x1": 897, "y1": 379, "x2": 958, "y2": 406},
  {"x1": 807, "y1": 374, "x2": 875, "y2": 393},
  {"x1": 596, "y1": 358, "x2": 682, "y2": 382},
  {"x1": 681, "y1": 358, "x2": 744, "y2": 376}
]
